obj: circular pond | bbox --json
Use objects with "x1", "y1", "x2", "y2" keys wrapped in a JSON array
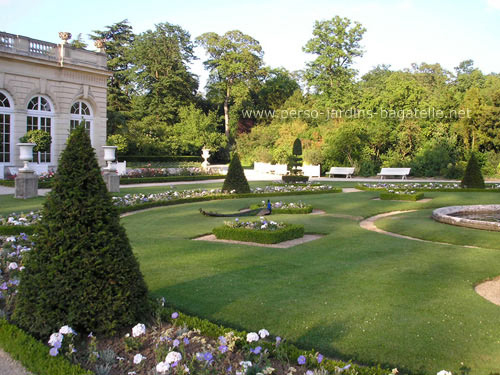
[{"x1": 432, "y1": 205, "x2": 500, "y2": 231}]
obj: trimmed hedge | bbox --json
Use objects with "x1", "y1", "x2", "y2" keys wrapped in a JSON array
[
  {"x1": 0, "y1": 319, "x2": 91, "y2": 375},
  {"x1": 158, "y1": 307, "x2": 391, "y2": 375},
  {"x1": 0, "y1": 179, "x2": 52, "y2": 188},
  {"x1": 119, "y1": 175, "x2": 224, "y2": 184},
  {"x1": 117, "y1": 189, "x2": 341, "y2": 214},
  {"x1": 249, "y1": 204, "x2": 313, "y2": 214},
  {"x1": 0, "y1": 225, "x2": 37, "y2": 235},
  {"x1": 356, "y1": 184, "x2": 500, "y2": 193},
  {"x1": 461, "y1": 153, "x2": 485, "y2": 188},
  {"x1": 379, "y1": 191, "x2": 425, "y2": 201},
  {"x1": 282, "y1": 175, "x2": 309, "y2": 183},
  {"x1": 213, "y1": 224, "x2": 304, "y2": 244},
  {"x1": 118, "y1": 155, "x2": 202, "y2": 162}
]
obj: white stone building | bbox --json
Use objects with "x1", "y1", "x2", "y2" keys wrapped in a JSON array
[{"x1": 0, "y1": 32, "x2": 110, "y2": 179}]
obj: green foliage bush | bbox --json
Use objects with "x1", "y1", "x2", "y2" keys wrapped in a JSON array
[
  {"x1": 119, "y1": 155, "x2": 202, "y2": 162},
  {"x1": 282, "y1": 175, "x2": 309, "y2": 183},
  {"x1": 0, "y1": 319, "x2": 91, "y2": 375},
  {"x1": 13, "y1": 126, "x2": 150, "y2": 338},
  {"x1": 213, "y1": 224, "x2": 304, "y2": 244},
  {"x1": 119, "y1": 174, "x2": 224, "y2": 184},
  {"x1": 0, "y1": 225, "x2": 37, "y2": 235},
  {"x1": 461, "y1": 153, "x2": 485, "y2": 188},
  {"x1": 222, "y1": 153, "x2": 250, "y2": 193},
  {"x1": 19, "y1": 129, "x2": 52, "y2": 153},
  {"x1": 379, "y1": 191, "x2": 425, "y2": 201}
]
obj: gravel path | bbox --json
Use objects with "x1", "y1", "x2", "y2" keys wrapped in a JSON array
[{"x1": 0, "y1": 349, "x2": 32, "y2": 375}]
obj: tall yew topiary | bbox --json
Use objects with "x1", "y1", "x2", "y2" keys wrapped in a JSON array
[
  {"x1": 461, "y1": 153, "x2": 485, "y2": 189},
  {"x1": 222, "y1": 153, "x2": 250, "y2": 193},
  {"x1": 13, "y1": 126, "x2": 150, "y2": 338}
]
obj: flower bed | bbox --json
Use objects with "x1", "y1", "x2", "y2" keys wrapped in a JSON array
[
  {"x1": 379, "y1": 190, "x2": 425, "y2": 201},
  {"x1": 250, "y1": 201, "x2": 313, "y2": 214},
  {"x1": 213, "y1": 218, "x2": 304, "y2": 244},
  {"x1": 358, "y1": 182, "x2": 500, "y2": 192},
  {"x1": 120, "y1": 174, "x2": 225, "y2": 184},
  {"x1": 0, "y1": 212, "x2": 40, "y2": 235}
]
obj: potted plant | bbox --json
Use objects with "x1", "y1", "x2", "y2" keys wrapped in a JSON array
[{"x1": 19, "y1": 130, "x2": 52, "y2": 154}]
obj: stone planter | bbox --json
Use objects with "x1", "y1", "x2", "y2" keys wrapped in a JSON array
[
  {"x1": 102, "y1": 146, "x2": 117, "y2": 170},
  {"x1": 17, "y1": 143, "x2": 36, "y2": 171}
]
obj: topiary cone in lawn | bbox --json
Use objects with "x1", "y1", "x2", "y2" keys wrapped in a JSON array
[
  {"x1": 222, "y1": 153, "x2": 250, "y2": 193},
  {"x1": 13, "y1": 125, "x2": 150, "y2": 338},
  {"x1": 461, "y1": 152, "x2": 485, "y2": 189}
]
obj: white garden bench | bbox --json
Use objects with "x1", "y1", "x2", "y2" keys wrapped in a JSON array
[
  {"x1": 326, "y1": 167, "x2": 355, "y2": 178},
  {"x1": 377, "y1": 168, "x2": 411, "y2": 180}
]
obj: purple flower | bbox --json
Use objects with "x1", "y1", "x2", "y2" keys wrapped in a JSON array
[
  {"x1": 203, "y1": 352, "x2": 213, "y2": 362},
  {"x1": 227, "y1": 366, "x2": 232, "y2": 373},
  {"x1": 317, "y1": 353, "x2": 324, "y2": 364},
  {"x1": 297, "y1": 355, "x2": 306, "y2": 365},
  {"x1": 171, "y1": 312, "x2": 179, "y2": 319},
  {"x1": 49, "y1": 347, "x2": 58, "y2": 356},
  {"x1": 275, "y1": 336, "x2": 281, "y2": 344},
  {"x1": 218, "y1": 336, "x2": 227, "y2": 345},
  {"x1": 183, "y1": 337, "x2": 189, "y2": 345},
  {"x1": 250, "y1": 346, "x2": 262, "y2": 355},
  {"x1": 0, "y1": 282, "x2": 7, "y2": 290},
  {"x1": 219, "y1": 345, "x2": 228, "y2": 353},
  {"x1": 173, "y1": 339, "x2": 180, "y2": 347}
]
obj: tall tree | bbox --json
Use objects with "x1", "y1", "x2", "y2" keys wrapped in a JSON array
[
  {"x1": 197, "y1": 30, "x2": 265, "y2": 139},
  {"x1": 303, "y1": 16, "x2": 366, "y2": 109},
  {"x1": 90, "y1": 20, "x2": 135, "y2": 134},
  {"x1": 131, "y1": 22, "x2": 198, "y2": 124}
]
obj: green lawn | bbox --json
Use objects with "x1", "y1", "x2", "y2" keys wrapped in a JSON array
[{"x1": 122, "y1": 191, "x2": 500, "y2": 374}]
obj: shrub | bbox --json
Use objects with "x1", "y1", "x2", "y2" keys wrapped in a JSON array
[
  {"x1": 379, "y1": 191, "x2": 425, "y2": 201},
  {"x1": 222, "y1": 153, "x2": 250, "y2": 193},
  {"x1": 213, "y1": 223, "x2": 304, "y2": 244},
  {"x1": 288, "y1": 138, "x2": 303, "y2": 175},
  {"x1": 13, "y1": 125, "x2": 150, "y2": 338},
  {"x1": 461, "y1": 153, "x2": 485, "y2": 188},
  {"x1": 0, "y1": 319, "x2": 91, "y2": 375},
  {"x1": 19, "y1": 129, "x2": 52, "y2": 153},
  {"x1": 282, "y1": 175, "x2": 309, "y2": 183}
]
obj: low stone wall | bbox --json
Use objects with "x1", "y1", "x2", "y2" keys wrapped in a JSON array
[{"x1": 432, "y1": 205, "x2": 500, "y2": 231}]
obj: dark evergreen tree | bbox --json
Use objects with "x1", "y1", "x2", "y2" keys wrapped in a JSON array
[
  {"x1": 461, "y1": 152, "x2": 485, "y2": 188},
  {"x1": 288, "y1": 138, "x2": 303, "y2": 175},
  {"x1": 222, "y1": 153, "x2": 250, "y2": 193},
  {"x1": 13, "y1": 126, "x2": 150, "y2": 338},
  {"x1": 292, "y1": 138, "x2": 303, "y2": 156}
]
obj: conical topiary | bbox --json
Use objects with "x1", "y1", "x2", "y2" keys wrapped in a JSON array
[
  {"x1": 222, "y1": 153, "x2": 250, "y2": 193},
  {"x1": 461, "y1": 153, "x2": 485, "y2": 189},
  {"x1": 292, "y1": 138, "x2": 302, "y2": 156},
  {"x1": 13, "y1": 125, "x2": 150, "y2": 338}
]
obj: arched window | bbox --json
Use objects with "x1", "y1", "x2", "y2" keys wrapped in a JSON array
[
  {"x1": 70, "y1": 101, "x2": 93, "y2": 138},
  {"x1": 27, "y1": 96, "x2": 53, "y2": 163},
  {"x1": 0, "y1": 92, "x2": 13, "y2": 163}
]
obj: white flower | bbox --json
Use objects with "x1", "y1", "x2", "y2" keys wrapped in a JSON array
[
  {"x1": 246, "y1": 332, "x2": 259, "y2": 342},
  {"x1": 59, "y1": 325, "x2": 75, "y2": 335},
  {"x1": 132, "y1": 323, "x2": 146, "y2": 337},
  {"x1": 133, "y1": 353, "x2": 146, "y2": 364},
  {"x1": 48, "y1": 332, "x2": 63, "y2": 346},
  {"x1": 437, "y1": 371, "x2": 452, "y2": 375},
  {"x1": 258, "y1": 329, "x2": 269, "y2": 338},
  {"x1": 8, "y1": 262, "x2": 18, "y2": 270},
  {"x1": 183, "y1": 365, "x2": 190, "y2": 373},
  {"x1": 6, "y1": 236, "x2": 16, "y2": 242},
  {"x1": 240, "y1": 361, "x2": 253, "y2": 369},
  {"x1": 156, "y1": 361, "x2": 170, "y2": 373},
  {"x1": 165, "y1": 351, "x2": 182, "y2": 364}
]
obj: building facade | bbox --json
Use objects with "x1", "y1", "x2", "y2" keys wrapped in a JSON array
[{"x1": 0, "y1": 32, "x2": 110, "y2": 179}]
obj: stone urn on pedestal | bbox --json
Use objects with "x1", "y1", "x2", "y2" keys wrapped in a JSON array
[
  {"x1": 102, "y1": 146, "x2": 120, "y2": 193},
  {"x1": 15, "y1": 143, "x2": 38, "y2": 199},
  {"x1": 201, "y1": 147, "x2": 211, "y2": 171}
]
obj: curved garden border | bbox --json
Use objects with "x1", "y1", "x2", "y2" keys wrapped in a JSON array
[
  {"x1": 432, "y1": 205, "x2": 500, "y2": 231},
  {"x1": 360, "y1": 210, "x2": 500, "y2": 306}
]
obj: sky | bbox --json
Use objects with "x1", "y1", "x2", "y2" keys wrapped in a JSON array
[{"x1": 1, "y1": 0, "x2": 499, "y2": 91}]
